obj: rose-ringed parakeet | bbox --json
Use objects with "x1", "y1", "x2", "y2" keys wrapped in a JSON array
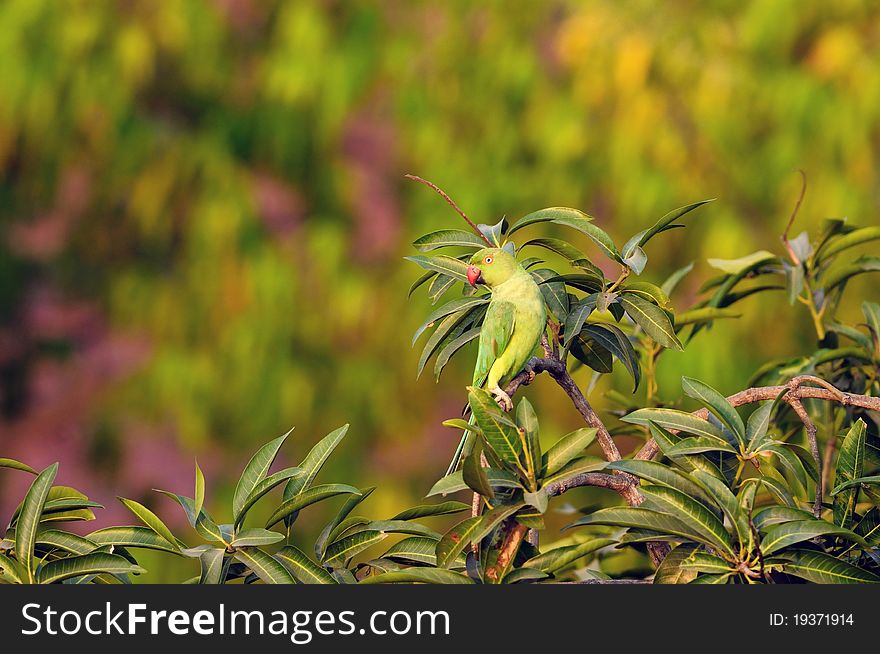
[{"x1": 446, "y1": 247, "x2": 547, "y2": 474}]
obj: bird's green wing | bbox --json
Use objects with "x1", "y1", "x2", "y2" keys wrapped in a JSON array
[{"x1": 473, "y1": 300, "x2": 516, "y2": 387}]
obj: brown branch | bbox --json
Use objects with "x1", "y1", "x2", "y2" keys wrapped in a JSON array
[
  {"x1": 405, "y1": 174, "x2": 493, "y2": 246},
  {"x1": 635, "y1": 376, "x2": 879, "y2": 461},
  {"x1": 788, "y1": 398, "x2": 822, "y2": 517}
]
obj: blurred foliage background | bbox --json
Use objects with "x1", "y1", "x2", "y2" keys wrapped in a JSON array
[{"x1": 0, "y1": 0, "x2": 878, "y2": 580}]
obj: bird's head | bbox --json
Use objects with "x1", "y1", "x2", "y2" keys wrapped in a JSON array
[{"x1": 467, "y1": 247, "x2": 520, "y2": 289}]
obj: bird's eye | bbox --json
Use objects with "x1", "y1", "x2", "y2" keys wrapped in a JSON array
[{"x1": 484, "y1": 256, "x2": 493, "y2": 264}]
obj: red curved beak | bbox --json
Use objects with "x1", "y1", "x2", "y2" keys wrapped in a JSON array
[{"x1": 467, "y1": 265, "x2": 483, "y2": 288}]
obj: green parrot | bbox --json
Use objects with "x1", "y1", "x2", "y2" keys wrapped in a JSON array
[{"x1": 446, "y1": 247, "x2": 547, "y2": 474}]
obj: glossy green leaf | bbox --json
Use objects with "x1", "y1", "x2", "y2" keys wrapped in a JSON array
[
  {"x1": 427, "y1": 468, "x2": 521, "y2": 496},
  {"x1": 523, "y1": 538, "x2": 614, "y2": 573},
  {"x1": 324, "y1": 530, "x2": 386, "y2": 567},
  {"x1": 462, "y1": 447, "x2": 495, "y2": 498},
  {"x1": 275, "y1": 546, "x2": 336, "y2": 584},
  {"x1": 412, "y1": 296, "x2": 488, "y2": 345},
  {"x1": 666, "y1": 436, "x2": 737, "y2": 456},
  {"x1": 413, "y1": 229, "x2": 489, "y2": 252},
  {"x1": 605, "y1": 460, "x2": 715, "y2": 509},
  {"x1": 118, "y1": 497, "x2": 178, "y2": 548},
  {"x1": 516, "y1": 397, "x2": 542, "y2": 487},
  {"x1": 436, "y1": 516, "x2": 483, "y2": 568},
  {"x1": 673, "y1": 307, "x2": 741, "y2": 328},
  {"x1": 267, "y1": 484, "x2": 361, "y2": 528},
  {"x1": 404, "y1": 255, "x2": 469, "y2": 283},
  {"x1": 232, "y1": 430, "x2": 291, "y2": 520},
  {"x1": 283, "y1": 425, "x2": 350, "y2": 502},
  {"x1": 468, "y1": 387, "x2": 523, "y2": 470},
  {"x1": 622, "y1": 408, "x2": 725, "y2": 440},
  {"x1": 198, "y1": 548, "x2": 225, "y2": 584},
  {"x1": 833, "y1": 419, "x2": 866, "y2": 528},
  {"x1": 359, "y1": 568, "x2": 474, "y2": 584},
  {"x1": 682, "y1": 377, "x2": 744, "y2": 445},
  {"x1": 618, "y1": 294, "x2": 682, "y2": 350},
  {"x1": 779, "y1": 550, "x2": 880, "y2": 584},
  {"x1": 816, "y1": 226, "x2": 880, "y2": 263},
  {"x1": 761, "y1": 519, "x2": 863, "y2": 556},
  {"x1": 87, "y1": 527, "x2": 180, "y2": 554},
  {"x1": 230, "y1": 528, "x2": 284, "y2": 548},
  {"x1": 234, "y1": 467, "x2": 304, "y2": 527},
  {"x1": 542, "y1": 428, "x2": 597, "y2": 476},
  {"x1": 390, "y1": 501, "x2": 470, "y2": 521},
  {"x1": 384, "y1": 537, "x2": 453, "y2": 567},
  {"x1": 632, "y1": 200, "x2": 713, "y2": 253},
  {"x1": 233, "y1": 548, "x2": 295, "y2": 584},
  {"x1": 0, "y1": 458, "x2": 37, "y2": 475},
  {"x1": 16, "y1": 463, "x2": 58, "y2": 583},
  {"x1": 39, "y1": 553, "x2": 145, "y2": 585},
  {"x1": 707, "y1": 250, "x2": 777, "y2": 275},
  {"x1": 652, "y1": 543, "x2": 699, "y2": 584},
  {"x1": 564, "y1": 507, "x2": 705, "y2": 543},
  {"x1": 35, "y1": 530, "x2": 96, "y2": 556},
  {"x1": 639, "y1": 485, "x2": 734, "y2": 555},
  {"x1": 679, "y1": 551, "x2": 735, "y2": 574},
  {"x1": 315, "y1": 487, "x2": 376, "y2": 559}
]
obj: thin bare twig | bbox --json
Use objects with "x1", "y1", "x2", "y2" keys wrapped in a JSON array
[
  {"x1": 781, "y1": 170, "x2": 807, "y2": 264},
  {"x1": 405, "y1": 174, "x2": 493, "y2": 246},
  {"x1": 788, "y1": 397, "x2": 822, "y2": 517}
]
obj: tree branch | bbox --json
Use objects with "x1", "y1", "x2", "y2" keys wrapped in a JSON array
[{"x1": 404, "y1": 174, "x2": 493, "y2": 246}]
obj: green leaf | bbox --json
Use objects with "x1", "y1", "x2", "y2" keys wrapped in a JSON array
[
  {"x1": 564, "y1": 507, "x2": 706, "y2": 544},
  {"x1": 404, "y1": 255, "x2": 469, "y2": 283},
  {"x1": 580, "y1": 323, "x2": 641, "y2": 391},
  {"x1": 631, "y1": 200, "x2": 713, "y2": 253},
  {"x1": 646, "y1": 423, "x2": 725, "y2": 481},
  {"x1": 194, "y1": 460, "x2": 205, "y2": 517},
  {"x1": 688, "y1": 573, "x2": 731, "y2": 584},
  {"x1": 563, "y1": 294, "x2": 599, "y2": 346},
  {"x1": 605, "y1": 460, "x2": 715, "y2": 509},
  {"x1": 761, "y1": 519, "x2": 864, "y2": 556},
  {"x1": 412, "y1": 296, "x2": 488, "y2": 345},
  {"x1": 618, "y1": 294, "x2": 682, "y2": 350},
  {"x1": 816, "y1": 226, "x2": 880, "y2": 263},
  {"x1": 523, "y1": 538, "x2": 614, "y2": 574},
  {"x1": 234, "y1": 467, "x2": 304, "y2": 528},
  {"x1": 283, "y1": 425, "x2": 350, "y2": 502},
  {"x1": 427, "y1": 468, "x2": 521, "y2": 497},
  {"x1": 0, "y1": 458, "x2": 37, "y2": 475},
  {"x1": 652, "y1": 543, "x2": 699, "y2": 584},
  {"x1": 820, "y1": 255, "x2": 880, "y2": 291},
  {"x1": 516, "y1": 397, "x2": 541, "y2": 487},
  {"x1": 833, "y1": 419, "x2": 866, "y2": 528},
  {"x1": 831, "y1": 475, "x2": 880, "y2": 495},
  {"x1": 762, "y1": 444, "x2": 809, "y2": 500},
  {"x1": 679, "y1": 552, "x2": 736, "y2": 575},
  {"x1": 118, "y1": 497, "x2": 178, "y2": 548},
  {"x1": 391, "y1": 501, "x2": 470, "y2": 521},
  {"x1": 521, "y1": 238, "x2": 593, "y2": 266},
  {"x1": 358, "y1": 568, "x2": 474, "y2": 584},
  {"x1": 230, "y1": 528, "x2": 284, "y2": 548},
  {"x1": 779, "y1": 550, "x2": 880, "y2": 584},
  {"x1": 667, "y1": 436, "x2": 738, "y2": 456},
  {"x1": 682, "y1": 377, "x2": 745, "y2": 445},
  {"x1": 154, "y1": 490, "x2": 225, "y2": 543},
  {"x1": 436, "y1": 516, "x2": 483, "y2": 568},
  {"x1": 752, "y1": 506, "x2": 815, "y2": 530},
  {"x1": 542, "y1": 428, "x2": 597, "y2": 476},
  {"x1": 267, "y1": 484, "x2": 362, "y2": 528},
  {"x1": 233, "y1": 430, "x2": 292, "y2": 521},
  {"x1": 622, "y1": 245, "x2": 647, "y2": 275},
  {"x1": 707, "y1": 250, "x2": 777, "y2": 275},
  {"x1": 363, "y1": 521, "x2": 439, "y2": 539},
  {"x1": 275, "y1": 546, "x2": 336, "y2": 584},
  {"x1": 508, "y1": 207, "x2": 594, "y2": 234},
  {"x1": 324, "y1": 530, "x2": 386, "y2": 567},
  {"x1": 198, "y1": 548, "x2": 225, "y2": 584},
  {"x1": 413, "y1": 230, "x2": 489, "y2": 252},
  {"x1": 468, "y1": 387, "x2": 523, "y2": 470},
  {"x1": 639, "y1": 485, "x2": 734, "y2": 555},
  {"x1": 504, "y1": 568, "x2": 550, "y2": 584},
  {"x1": 462, "y1": 447, "x2": 495, "y2": 498},
  {"x1": 478, "y1": 218, "x2": 507, "y2": 247},
  {"x1": 660, "y1": 262, "x2": 695, "y2": 297},
  {"x1": 569, "y1": 330, "x2": 613, "y2": 373},
  {"x1": 87, "y1": 527, "x2": 180, "y2": 554},
  {"x1": 471, "y1": 502, "x2": 526, "y2": 543},
  {"x1": 418, "y1": 311, "x2": 470, "y2": 378},
  {"x1": 315, "y1": 487, "x2": 376, "y2": 559},
  {"x1": 620, "y1": 282, "x2": 670, "y2": 308},
  {"x1": 541, "y1": 455, "x2": 607, "y2": 488},
  {"x1": 532, "y1": 268, "x2": 570, "y2": 321},
  {"x1": 39, "y1": 553, "x2": 145, "y2": 584},
  {"x1": 690, "y1": 470, "x2": 750, "y2": 549},
  {"x1": 233, "y1": 548, "x2": 295, "y2": 584},
  {"x1": 622, "y1": 408, "x2": 725, "y2": 440},
  {"x1": 16, "y1": 463, "x2": 58, "y2": 583},
  {"x1": 35, "y1": 530, "x2": 97, "y2": 555},
  {"x1": 383, "y1": 536, "x2": 450, "y2": 567}
]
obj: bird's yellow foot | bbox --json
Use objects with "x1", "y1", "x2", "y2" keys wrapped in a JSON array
[{"x1": 490, "y1": 387, "x2": 513, "y2": 412}]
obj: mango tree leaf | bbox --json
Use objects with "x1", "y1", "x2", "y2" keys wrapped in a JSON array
[
  {"x1": 283, "y1": 425, "x2": 350, "y2": 502},
  {"x1": 523, "y1": 538, "x2": 614, "y2": 574},
  {"x1": 605, "y1": 460, "x2": 715, "y2": 509},
  {"x1": 230, "y1": 528, "x2": 284, "y2": 548},
  {"x1": 471, "y1": 503, "x2": 526, "y2": 543},
  {"x1": 532, "y1": 268, "x2": 569, "y2": 321},
  {"x1": 833, "y1": 419, "x2": 866, "y2": 528},
  {"x1": 194, "y1": 460, "x2": 205, "y2": 517},
  {"x1": 622, "y1": 408, "x2": 725, "y2": 440},
  {"x1": 275, "y1": 545, "x2": 336, "y2": 584},
  {"x1": 0, "y1": 458, "x2": 37, "y2": 475},
  {"x1": 639, "y1": 485, "x2": 734, "y2": 556},
  {"x1": 118, "y1": 497, "x2": 179, "y2": 548},
  {"x1": 778, "y1": 550, "x2": 880, "y2": 584},
  {"x1": 462, "y1": 448, "x2": 495, "y2": 499},
  {"x1": 233, "y1": 548, "x2": 295, "y2": 584},
  {"x1": 232, "y1": 430, "x2": 292, "y2": 520},
  {"x1": 315, "y1": 487, "x2": 376, "y2": 559},
  {"x1": 667, "y1": 436, "x2": 738, "y2": 456},
  {"x1": 541, "y1": 455, "x2": 607, "y2": 488},
  {"x1": 682, "y1": 377, "x2": 745, "y2": 446},
  {"x1": 358, "y1": 568, "x2": 474, "y2": 585},
  {"x1": 198, "y1": 548, "x2": 225, "y2": 584},
  {"x1": 468, "y1": 388, "x2": 523, "y2": 471},
  {"x1": 516, "y1": 397, "x2": 541, "y2": 488},
  {"x1": 752, "y1": 506, "x2": 815, "y2": 530},
  {"x1": 434, "y1": 328, "x2": 481, "y2": 381},
  {"x1": 324, "y1": 530, "x2": 386, "y2": 567},
  {"x1": 436, "y1": 516, "x2": 483, "y2": 568},
  {"x1": 412, "y1": 297, "x2": 488, "y2": 345},
  {"x1": 831, "y1": 475, "x2": 880, "y2": 495},
  {"x1": 674, "y1": 307, "x2": 741, "y2": 328},
  {"x1": 390, "y1": 501, "x2": 470, "y2": 521},
  {"x1": 580, "y1": 323, "x2": 640, "y2": 391},
  {"x1": 35, "y1": 530, "x2": 96, "y2": 556},
  {"x1": 660, "y1": 262, "x2": 695, "y2": 297},
  {"x1": 16, "y1": 463, "x2": 58, "y2": 583},
  {"x1": 629, "y1": 200, "x2": 713, "y2": 254},
  {"x1": 87, "y1": 527, "x2": 180, "y2": 554},
  {"x1": 39, "y1": 553, "x2": 145, "y2": 585},
  {"x1": 761, "y1": 520, "x2": 864, "y2": 556},
  {"x1": 818, "y1": 255, "x2": 880, "y2": 292},
  {"x1": 413, "y1": 230, "x2": 489, "y2": 252},
  {"x1": 405, "y1": 255, "x2": 469, "y2": 283},
  {"x1": 507, "y1": 207, "x2": 594, "y2": 235},
  {"x1": 234, "y1": 467, "x2": 304, "y2": 528},
  {"x1": 679, "y1": 552, "x2": 736, "y2": 575},
  {"x1": 542, "y1": 428, "x2": 597, "y2": 477},
  {"x1": 618, "y1": 294, "x2": 682, "y2": 350},
  {"x1": 707, "y1": 250, "x2": 778, "y2": 275},
  {"x1": 816, "y1": 226, "x2": 880, "y2": 263},
  {"x1": 563, "y1": 294, "x2": 599, "y2": 346},
  {"x1": 427, "y1": 468, "x2": 521, "y2": 497},
  {"x1": 521, "y1": 238, "x2": 592, "y2": 265},
  {"x1": 690, "y1": 470, "x2": 750, "y2": 549},
  {"x1": 266, "y1": 484, "x2": 362, "y2": 528},
  {"x1": 652, "y1": 543, "x2": 699, "y2": 584},
  {"x1": 564, "y1": 507, "x2": 708, "y2": 545}
]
